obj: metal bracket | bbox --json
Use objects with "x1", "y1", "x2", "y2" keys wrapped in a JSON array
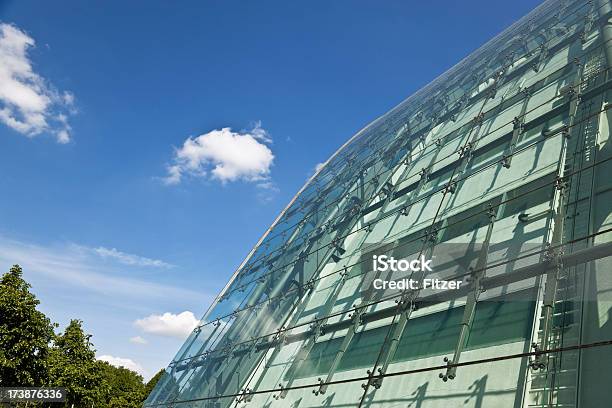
[
  {"x1": 419, "y1": 167, "x2": 429, "y2": 180},
  {"x1": 304, "y1": 278, "x2": 316, "y2": 292},
  {"x1": 560, "y1": 125, "x2": 571, "y2": 139},
  {"x1": 424, "y1": 226, "x2": 440, "y2": 244},
  {"x1": 273, "y1": 383, "x2": 285, "y2": 400},
  {"x1": 369, "y1": 368, "x2": 384, "y2": 389},
  {"x1": 348, "y1": 305, "x2": 366, "y2": 330},
  {"x1": 529, "y1": 342, "x2": 547, "y2": 371},
  {"x1": 361, "y1": 369, "x2": 383, "y2": 391},
  {"x1": 521, "y1": 87, "x2": 532, "y2": 98},
  {"x1": 273, "y1": 326, "x2": 287, "y2": 344},
  {"x1": 312, "y1": 377, "x2": 326, "y2": 396},
  {"x1": 379, "y1": 181, "x2": 394, "y2": 199},
  {"x1": 309, "y1": 320, "x2": 324, "y2": 342},
  {"x1": 237, "y1": 388, "x2": 254, "y2": 403},
  {"x1": 553, "y1": 176, "x2": 567, "y2": 192},
  {"x1": 458, "y1": 142, "x2": 473, "y2": 159},
  {"x1": 444, "y1": 180, "x2": 457, "y2": 195},
  {"x1": 486, "y1": 203, "x2": 497, "y2": 222},
  {"x1": 439, "y1": 356, "x2": 454, "y2": 382},
  {"x1": 501, "y1": 155, "x2": 511, "y2": 169}
]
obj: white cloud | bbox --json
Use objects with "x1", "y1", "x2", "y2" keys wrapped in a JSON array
[
  {"x1": 314, "y1": 162, "x2": 326, "y2": 173},
  {"x1": 0, "y1": 23, "x2": 75, "y2": 143},
  {"x1": 129, "y1": 336, "x2": 148, "y2": 345},
  {"x1": 134, "y1": 311, "x2": 199, "y2": 339},
  {"x1": 164, "y1": 123, "x2": 274, "y2": 185},
  {"x1": 98, "y1": 355, "x2": 146, "y2": 377},
  {"x1": 93, "y1": 246, "x2": 173, "y2": 268}
]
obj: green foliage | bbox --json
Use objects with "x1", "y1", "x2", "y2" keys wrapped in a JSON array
[
  {"x1": 0, "y1": 265, "x2": 164, "y2": 407},
  {"x1": 0, "y1": 265, "x2": 56, "y2": 387},
  {"x1": 100, "y1": 361, "x2": 146, "y2": 407},
  {"x1": 47, "y1": 320, "x2": 108, "y2": 407}
]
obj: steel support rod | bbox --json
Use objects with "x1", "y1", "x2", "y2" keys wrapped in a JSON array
[
  {"x1": 504, "y1": 88, "x2": 531, "y2": 168},
  {"x1": 442, "y1": 202, "x2": 499, "y2": 381},
  {"x1": 530, "y1": 64, "x2": 582, "y2": 369}
]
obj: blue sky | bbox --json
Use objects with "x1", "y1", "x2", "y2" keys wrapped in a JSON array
[{"x1": 0, "y1": 0, "x2": 542, "y2": 378}]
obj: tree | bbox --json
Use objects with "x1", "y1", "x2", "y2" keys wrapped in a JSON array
[
  {"x1": 1, "y1": 265, "x2": 162, "y2": 407},
  {"x1": 47, "y1": 320, "x2": 107, "y2": 407},
  {"x1": 99, "y1": 361, "x2": 146, "y2": 408},
  {"x1": 0, "y1": 265, "x2": 56, "y2": 387}
]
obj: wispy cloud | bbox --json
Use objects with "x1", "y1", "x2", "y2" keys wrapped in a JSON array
[
  {"x1": 0, "y1": 235, "x2": 203, "y2": 302},
  {"x1": 0, "y1": 23, "x2": 75, "y2": 143},
  {"x1": 163, "y1": 122, "x2": 275, "y2": 185},
  {"x1": 92, "y1": 246, "x2": 173, "y2": 268},
  {"x1": 255, "y1": 180, "x2": 280, "y2": 203},
  {"x1": 134, "y1": 311, "x2": 199, "y2": 339},
  {"x1": 129, "y1": 335, "x2": 148, "y2": 345}
]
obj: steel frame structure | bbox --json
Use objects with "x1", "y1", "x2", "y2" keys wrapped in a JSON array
[{"x1": 145, "y1": 1, "x2": 612, "y2": 406}]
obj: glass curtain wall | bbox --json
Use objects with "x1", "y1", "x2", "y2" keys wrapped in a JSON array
[{"x1": 145, "y1": 0, "x2": 612, "y2": 406}]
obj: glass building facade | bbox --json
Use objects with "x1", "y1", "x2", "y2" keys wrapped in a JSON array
[{"x1": 145, "y1": 0, "x2": 612, "y2": 406}]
